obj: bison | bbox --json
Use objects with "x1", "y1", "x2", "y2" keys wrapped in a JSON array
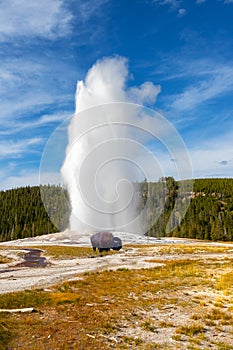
[{"x1": 90, "y1": 231, "x2": 122, "y2": 252}]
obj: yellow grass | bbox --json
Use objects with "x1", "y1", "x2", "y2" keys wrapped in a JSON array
[
  {"x1": 215, "y1": 271, "x2": 233, "y2": 291},
  {"x1": 34, "y1": 245, "x2": 119, "y2": 259}
]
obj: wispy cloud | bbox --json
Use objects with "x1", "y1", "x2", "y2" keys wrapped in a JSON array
[
  {"x1": 152, "y1": 0, "x2": 188, "y2": 17},
  {"x1": 0, "y1": 0, "x2": 73, "y2": 41},
  {"x1": 152, "y1": 0, "x2": 182, "y2": 9},
  {"x1": 0, "y1": 138, "x2": 43, "y2": 158},
  {"x1": 0, "y1": 112, "x2": 71, "y2": 136},
  {"x1": 0, "y1": 56, "x2": 75, "y2": 128},
  {"x1": 152, "y1": 56, "x2": 233, "y2": 114},
  {"x1": 195, "y1": 0, "x2": 206, "y2": 4},
  {"x1": 170, "y1": 64, "x2": 233, "y2": 112},
  {"x1": 76, "y1": 0, "x2": 110, "y2": 21}
]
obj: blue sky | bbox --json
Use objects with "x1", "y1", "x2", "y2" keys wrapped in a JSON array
[{"x1": 0, "y1": 0, "x2": 233, "y2": 190}]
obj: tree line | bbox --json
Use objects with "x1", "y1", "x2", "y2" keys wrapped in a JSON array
[{"x1": 0, "y1": 178, "x2": 232, "y2": 242}]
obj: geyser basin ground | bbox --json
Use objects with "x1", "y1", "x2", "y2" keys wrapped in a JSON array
[
  {"x1": 0, "y1": 231, "x2": 189, "y2": 294},
  {"x1": 0, "y1": 232, "x2": 233, "y2": 295},
  {"x1": 0, "y1": 230, "x2": 192, "y2": 247},
  {"x1": 0, "y1": 240, "x2": 233, "y2": 349}
]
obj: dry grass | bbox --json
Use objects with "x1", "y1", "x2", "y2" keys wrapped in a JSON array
[
  {"x1": 175, "y1": 323, "x2": 205, "y2": 336},
  {"x1": 0, "y1": 246, "x2": 19, "y2": 250},
  {"x1": 215, "y1": 271, "x2": 233, "y2": 291},
  {"x1": 155, "y1": 243, "x2": 233, "y2": 255},
  {"x1": 32, "y1": 245, "x2": 119, "y2": 260},
  {"x1": 0, "y1": 245, "x2": 119, "y2": 262},
  {"x1": 0, "y1": 255, "x2": 12, "y2": 264},
  {"x1": 0, "y1": 243, "x2": 233, "y2": 349}
]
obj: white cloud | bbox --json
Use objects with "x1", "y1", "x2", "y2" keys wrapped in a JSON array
[
  {"x1": 0, "y1": 0, "x2": 111, "y2": 42},
  {"x1": 37, "y1": 113, "x2": 70, "y2": 125},
  {"x1": 177, "y1": 8, "x2": 187, "y2": 16},
  {"x1": 223, "y1": 0, "x2": 233, "y2": 4},
  {"x1": 76, "y1": 0, "x2": 110, "y2": 21},
  {"x1": 0, "y1": 138, "x2": 43, "y2": 158},
  {"x1": 170, "y1": 64, "x2": 233, "y2": 112},
  {"x1": 0, "y1": 112, "x2": 71, "y2": 136},
  {"x1": 0, "y1": 0, "x2": 73, "y2": 41},
  {"x1": 0, "y1": 56, "x2": 75, "y2": 129},
  {"x1": 153, "y1": 0, "x2": 182, "y2": 8}
]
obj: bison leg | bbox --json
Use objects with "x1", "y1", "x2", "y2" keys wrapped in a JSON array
[{"x1": 93, "y1": 247, "x2": 97, "y2": 251}]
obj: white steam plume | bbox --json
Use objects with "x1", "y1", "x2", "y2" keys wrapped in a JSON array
[
  {"x1": 61, "y1": 56, "x2": 161, "y2": 233},
  {"x1": 60, "y1": 56, "x2": 192, "y2": 234}
]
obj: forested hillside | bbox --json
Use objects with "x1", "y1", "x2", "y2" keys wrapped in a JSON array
[
  {"x1": 0, "y1": 178, "x2": 232, "y2": 242},
  {"x1": 175, "y1": 178, "x2": 233, "y2": 241},
  {"x1": 0, "y1": 185, "x2": 70, "y2": 242},
  {"x1": 146, "y1": 178, "x2": 233, "y2": 241}
]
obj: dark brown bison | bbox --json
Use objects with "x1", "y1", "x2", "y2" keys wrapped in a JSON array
[{"x1": 90, "y1": 231, "x2": 122, "y2": 252}]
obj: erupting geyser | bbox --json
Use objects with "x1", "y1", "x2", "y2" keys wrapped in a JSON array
[{"x1": 61, "y1": 56, "x2": 162, "y2": 234}]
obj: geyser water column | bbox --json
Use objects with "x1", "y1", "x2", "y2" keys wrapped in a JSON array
[
  {"x1": 61, "y1": 103, "x2": 160, "y2": 234},
  {"x1": 39, "y1": 56, "x2": 193, "y2": 236}
]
